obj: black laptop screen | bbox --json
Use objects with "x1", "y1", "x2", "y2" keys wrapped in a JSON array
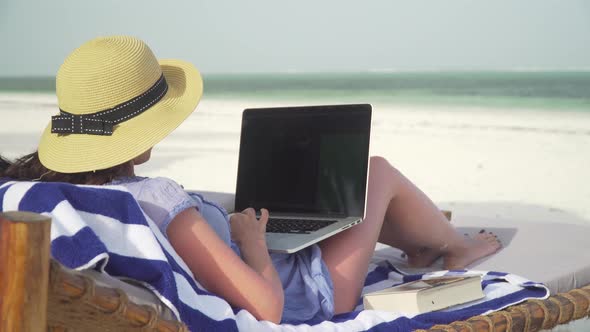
[{"x1": 235, "y1": 104, "x2": 371, "y2": 217}]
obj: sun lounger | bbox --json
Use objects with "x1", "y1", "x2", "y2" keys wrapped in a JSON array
[{"x1": 2, "y1": 185, "x2": 590, "y2": 331}]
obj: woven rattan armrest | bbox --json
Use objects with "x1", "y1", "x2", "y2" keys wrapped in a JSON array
[
  {"x1": 0, "y1": 211, "x2": 188, "y2": 332},
  {"x1": 415, "y1": 284, "x2": 590, "y2": 332}
]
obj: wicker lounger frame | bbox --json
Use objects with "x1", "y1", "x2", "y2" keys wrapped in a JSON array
[{"x1": 1, "y1": 211, "x2": 589, "y2": 332}]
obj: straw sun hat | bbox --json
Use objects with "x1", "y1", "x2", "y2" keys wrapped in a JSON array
[{"x1": 38, "y1": 35, "x2": 203, "y2": 173}]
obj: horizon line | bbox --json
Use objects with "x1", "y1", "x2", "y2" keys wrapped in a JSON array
[{"x1": 2, "y1": 67, "x2": 590, "y2": 79}]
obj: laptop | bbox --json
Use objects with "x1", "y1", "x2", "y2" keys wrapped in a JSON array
[{"x1": 234, "y1": 104, "x2": 372, "y2": 253}]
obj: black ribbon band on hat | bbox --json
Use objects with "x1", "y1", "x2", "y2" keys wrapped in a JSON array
[{"x1": 51, "y1": 74, "x2": 168, "y2": 136}]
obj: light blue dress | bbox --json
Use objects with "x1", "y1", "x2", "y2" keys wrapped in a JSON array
[{"x1": 109, "y1": 176, "x2": 335, "y2": 324}]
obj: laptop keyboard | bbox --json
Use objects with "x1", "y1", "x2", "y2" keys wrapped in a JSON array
[{"x1": 266, "y1": 218, "x2": 338, "y2": 234}]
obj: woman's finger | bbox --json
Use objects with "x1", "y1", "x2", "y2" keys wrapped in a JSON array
[
  {"x1": 242, "y1": 207, "x2": 256, "y2": 218},
  {"x1": 259, "y1": 208, "x2": 269, "y2": 226}
]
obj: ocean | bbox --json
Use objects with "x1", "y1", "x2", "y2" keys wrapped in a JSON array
[{"x1": 1, "y1": 71, "x2": 590, "y2": 111}]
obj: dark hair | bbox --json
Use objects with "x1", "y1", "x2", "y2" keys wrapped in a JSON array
[
  {"x1": 0, "y1": 151, "x2": 133, "y2": 185},
  {"x1": 0, "y1": 156, "x2": 11, "y2": 173}
]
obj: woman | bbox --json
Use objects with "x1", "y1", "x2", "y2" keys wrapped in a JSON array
[{"x1": 0, "y1": 36, "x2": 501, "y2": 324}]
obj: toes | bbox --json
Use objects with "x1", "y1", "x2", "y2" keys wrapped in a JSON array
[
  {"x1": 489, "y1": 235, "x2": 502, "y2": 248},
  {"x1": 487, "y1": 234, "x2": 500, "y2": 244},
  {"x1": 472, "y1": 231, "x2": 502, "y2": 248},
  {"x1": 475, "y1": 232, "x2": 493, "y2": 240}
]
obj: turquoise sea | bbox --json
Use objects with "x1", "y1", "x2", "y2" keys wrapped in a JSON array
[{"x1": 1, "y1": 71, "x2": 590, "y2": 110}]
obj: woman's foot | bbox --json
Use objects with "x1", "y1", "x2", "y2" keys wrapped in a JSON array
[
  {"x1": 443, "y1": 231, "x2": 502, "y2": 270},
  {"x1": 406, "y1": 247, "x2": 443, "y2": 268}
]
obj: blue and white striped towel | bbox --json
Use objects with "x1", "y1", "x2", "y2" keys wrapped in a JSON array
[{"x1": 0, "y1": 180, "x2": 549, "y2": 331}]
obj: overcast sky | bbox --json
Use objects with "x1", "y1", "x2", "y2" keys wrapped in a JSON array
[{"x1": 1, "y1": 0, "x2": 589, "y2": 76}]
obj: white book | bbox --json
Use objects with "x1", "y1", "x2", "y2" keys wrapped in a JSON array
[{"x1": 363, "y1": 275, "x2": 484, "y2": 315}]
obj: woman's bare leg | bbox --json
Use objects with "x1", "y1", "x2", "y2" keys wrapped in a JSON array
[
  {"x1": 318, "y1": 156, "x2": 398, "y2": 313},
  {"x1": 319, "y1": 156, "x2": 501, "y2": 314},
  {"x1": 374, "y1": 157, "x2": 501, "y2": 269}
]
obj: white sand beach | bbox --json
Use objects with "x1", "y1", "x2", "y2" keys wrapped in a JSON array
[{"x1": 2, "y1": 92, "x2": 590, "y2": 224}]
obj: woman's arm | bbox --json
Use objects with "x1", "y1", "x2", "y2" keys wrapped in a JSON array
[
  {"x1": 166, "y1": 207, "x2": 284, "y2": 323},
  {"x1": 228, "y1": 208, "x2": 283, "y2": 308}
]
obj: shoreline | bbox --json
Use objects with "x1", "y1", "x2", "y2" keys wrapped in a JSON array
[{"x1": 2, "y1": 93, "x2": 589, "y2": 221}]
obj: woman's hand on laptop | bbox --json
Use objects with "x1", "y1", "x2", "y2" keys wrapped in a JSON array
[
  {"x1": 230, "y1": 207, "x2": 284, "y2": 321},
  {"x1": 168, "y1": 207, "x2": 283, "y2": 322},
  {"x1": 230, "y1": 208, "x2": 269, "y2": 247}
]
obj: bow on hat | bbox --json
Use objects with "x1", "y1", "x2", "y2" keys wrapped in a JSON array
[{"x1": 51, "y1": 74, "x2": 168, "y2": 136}]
